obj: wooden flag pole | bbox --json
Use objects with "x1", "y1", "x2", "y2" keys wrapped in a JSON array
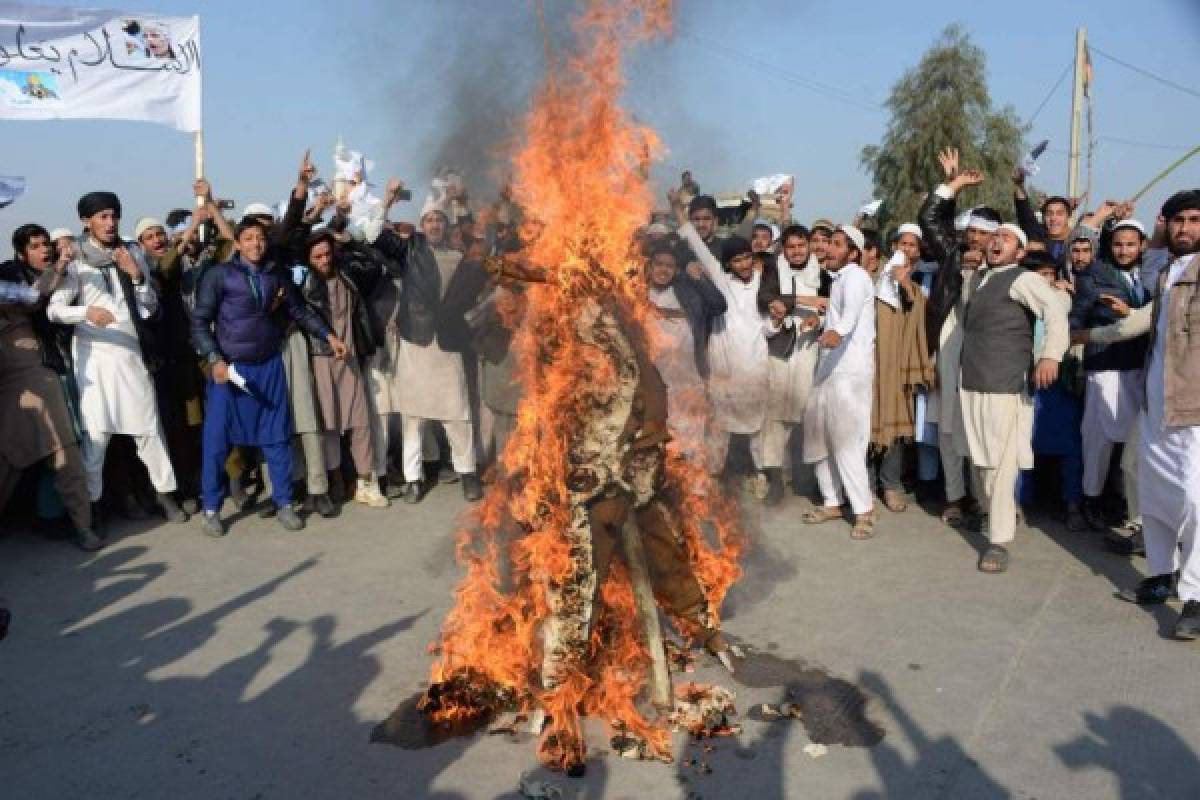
[{"x1": 193, "y1": 129, "x2": 205, "y2": 203}]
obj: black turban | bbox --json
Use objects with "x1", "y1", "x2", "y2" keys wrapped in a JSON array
[
  {"x1": 77, "y1": 191, "x2": 121, "y2": 220},
  {"x1": 1162, "y1": 189, "x2": 1200, "y2": 221},
  {"x1": 688, "y1": 194, "x2": 718, "y2": 216},
  {"x1": 722, "y1": 235, "x2": 752, "y2": 263},
  {"x1": 1021, "y1": 250, "x2": 1058, "y2": 271}
]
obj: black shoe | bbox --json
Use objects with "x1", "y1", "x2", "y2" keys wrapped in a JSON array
[
  {"x1": 404, "y1": 481, "x2": 424, "y2": 505},
  {"x1": 276, "y1": 506, "x2": 305, "y2": 532},
  {"x1": 229, "y1": 477, "x2": 251, "y2": 511},
  {"x1": 1105, "y1": 525, "x2": 1146, "y2": 557},
  {"x1": 257, "y1": 501, "x2": 278, "y2": 519},
  {"x1": 1116, "y1": 573, "x2": 1174, "y2": 605},
  {"x1": 73, "y1": 527, "x2": 105, "y2": 552},
  {"x1": 384, "y1": 476, "x2": 406, "y2": 499},
  {"x1": 1175, "y1": 601, "x2": 1200, "y2": 640},
  {"x1": 1081, "y1": 497, "x2": 1109, "y2": 531},
  {"x1": 763, "y1": 468, "x2": 784, "y2": 507},
  {"x1": 201, "y1": 512, "x2": 226, "y2": 538},
  {"x1": 122, "y1": 493, "x2": 151, "y2": 520},
  {"x1": 461, "y1": 473, "x2": 483, "y2": 502},
  {"x1": 1065, "y1": 508, "x2": 1088, "y2": 532},
  {"x1": 156, "y1": 492, "x2": 189, "y2": 524},
  {"x1": 313, "y1": 493, "x2": 337, "y2": 518}
]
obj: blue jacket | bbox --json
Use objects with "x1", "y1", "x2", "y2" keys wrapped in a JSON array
[
  {"x1": 191, "y1": 255, "x2": 329, "y2": 365},
  {"x1": 1069, "y1": 259, "x2": 1150, "y2": 372}
]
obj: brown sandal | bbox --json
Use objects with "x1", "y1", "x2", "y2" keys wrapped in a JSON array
[
  {"x1": 802, "y1": 505, "x2": 844, "y2": 524},
  {"x1": 883, "y1": 489, "x2": 908, "y2": 513},
  {"x1": 851, "y1": 509, "x2": 878, "y2": 540},
  {"x1": 978, "y1": 545, "x2": 1009, "y2": 573}
]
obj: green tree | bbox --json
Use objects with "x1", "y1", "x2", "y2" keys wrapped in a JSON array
[{"x1": 861, "y1": 24, "x2": 1027, "y2": 235}]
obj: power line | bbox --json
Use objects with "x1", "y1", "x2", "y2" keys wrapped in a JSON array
[
  {"x1": 1099, "y1": 135, "x2": 1197, "y2": 151},
  {"x1": 1025, "y1": 58, "x2": 1073, "y2": 126},
  {"x1": 1090, "y1": 45, "x2": 1200, "y2": 102},
  {"x1": 679, "y1": 31, "x2": 884, "y2": 115}
]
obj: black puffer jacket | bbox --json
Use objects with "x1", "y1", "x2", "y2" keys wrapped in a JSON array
[{"x1": 371, "y1": 228, "x2": 488, "y2": 353}]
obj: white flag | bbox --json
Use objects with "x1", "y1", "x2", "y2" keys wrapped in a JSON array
[{"x1": 0, "y1": 5, "x2": 200, "y2": 132}]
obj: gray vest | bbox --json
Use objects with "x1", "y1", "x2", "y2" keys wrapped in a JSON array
[{"x1": 960, "y1": 267, "x2": 1035, "y2": 394}]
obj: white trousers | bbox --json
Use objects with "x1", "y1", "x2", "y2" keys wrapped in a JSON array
[
  {"x1": 761, "y1": 419, "x2": 800, "y2": 469},
  {"x1": 82, "y1": 430, "x2": 176, "y2": 502},
  {"x1": 402, "y1": 416, "x2": 476, "y2": 482},
  {"x1": 814, "y1": 452, "x2": 872, "y2": 515},
  {"x1": 972, "y1": 437, "x2": 1020, "y2": 545},
  {"x1": 706, "y1": 427, "x2": 763, "y2": 475}
]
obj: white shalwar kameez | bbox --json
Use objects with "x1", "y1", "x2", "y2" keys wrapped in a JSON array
[
  {"x1": 679, "y1": 223, "x2": 769, "y2": 471},
  {"x1": 802, "y1": 263, "x2": 876, "y2": 515},
  {"x1": 1139, "y1": 255, "x2": 1200, "y2": 603},
  {"x1": 1080, "y1": 368, "x2": 1142, "y2": 496},
  {"x1": 649, "y1": 285, "x2": 708, "y2": 463},
  {"x1": 47, "y1": 248, "x2": 177, "y2": 501},
  {"x1": 763, "y1": 253, "x2": 821, "y2": 469},
  {"x1": 957, "y1": 265, "x2": 1069, "y2": 545}
]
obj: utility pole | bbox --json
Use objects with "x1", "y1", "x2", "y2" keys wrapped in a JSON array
[{"x1": 1067, "y1": 27, "x2": 1087, "y2": 201}]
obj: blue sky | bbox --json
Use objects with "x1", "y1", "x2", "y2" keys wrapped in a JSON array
[{"x1": 2, "y1": 0, "x2": 1198, "y2": 246}]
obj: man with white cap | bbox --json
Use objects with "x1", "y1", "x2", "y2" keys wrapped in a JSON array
[
  {"x1": 1070, "y1": 210, "x2": 1155, "y2": 533},
  {"x1": 758, "y1": 224, "x2": 825, "y2": 505},
  {"x1": 919, "y1": 149, "x2": 999, "y2": 527},
  {"x1": 367, "y1": 186, "x2": 488, "y2": 503},
  {"x1": 47, "y1": 190, "x2": 186, "y2": 526},
  {"x1": 1075, "y1": 189, "x2": 1200, "y2": 639},
  {"x1": 800, "y1": 225, "x2": 878, "y2": 538},
  {"x1": 957, "y1": 220, "x2": 1069, "y2": 573}
]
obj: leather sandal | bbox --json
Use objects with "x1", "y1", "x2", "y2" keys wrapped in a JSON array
[{"x1": 802, "y1": 505, "x2": 844, "y2": 524}]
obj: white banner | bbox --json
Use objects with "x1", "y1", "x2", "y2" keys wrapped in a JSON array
[{"x1": 0, "y1": 5, "x2": 200, "y2": 132}]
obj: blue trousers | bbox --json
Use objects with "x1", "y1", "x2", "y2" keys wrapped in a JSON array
[
  {"x1": 1017, "y1": 454, "x2": 1083, "y2": 507},
  {"x1": 200, "y1": 356, "x2": 294, "y2": 514},
  {"x1": 201, "y1": 432, "x2": 293, "y2": 513}
]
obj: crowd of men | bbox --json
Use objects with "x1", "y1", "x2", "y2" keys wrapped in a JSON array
[{"x1": 1, "y1": 145, "x2": 1198, "y2": 640}]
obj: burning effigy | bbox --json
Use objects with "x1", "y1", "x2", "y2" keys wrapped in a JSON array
[{"x1": 407, "y1": 0, "x2": 747, "y2": 774}]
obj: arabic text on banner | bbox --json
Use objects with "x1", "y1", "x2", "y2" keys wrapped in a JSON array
[{"x1": 0, "y1": 5, "x2": 200, "y2": 132}]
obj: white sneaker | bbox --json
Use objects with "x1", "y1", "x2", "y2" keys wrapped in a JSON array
[{"x1": 354, "y1": 477, "x2": 390, "y2": 508}]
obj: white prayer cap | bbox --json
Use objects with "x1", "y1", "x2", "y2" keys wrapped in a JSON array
[
  {"x1": 420, "y1": 193, "x2": 448, "y2": 221},
  {"x1": 839, "y1": 224, "x2": 866, "y2": 253},
  {"x1": 997, "y1": 223, "x2": 1028, "y2": 248},
  {"x1": 134, "y1": 217, "x2": 165, "y2": 239},
  {"x1": 241, "y1": 202, "x2": 276, "y2": 221},
  {"x1": 967, "y1": 214, "x2": 999, "y2": 233},
  {"x1": 645, "y1": 222, "x2": 669, "y2": 236},
  {"x1": 1112, "y1": 218, "x2": 1146, "y2": 237},
  {"x1": 48, "y1": 227, "x2": 73, "y2": 242},
  {"x1": 896, "y1": 223, "x2": 923, "y2": 240}
]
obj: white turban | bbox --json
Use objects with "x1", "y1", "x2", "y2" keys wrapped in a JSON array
[
  {"x1": 839, "y1": 224, "x2": 866, "y2": 254},
  {"x1": 134, "y1": 217, "x2": 164, "y2": 240},
  {"x1": 896, "y1": 222, "x2": 922, "y2": 240},
  {"x1": 966, "y1": 211, "x2": 999, "y2": 233},
  {"x1": 998, "y1": 223, "x2": 1028, "y2": 248},
  {"x1": 48, "y1": 227, "x2": 73, "y2": 242}
]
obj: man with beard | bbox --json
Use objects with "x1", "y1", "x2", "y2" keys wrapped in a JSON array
[
  {"x1": 134, "y1": 179, "x2": 237, "y2": 514},
  {"x1": 758, "y1": 225, "x2": 825, "y2": 505},
  {"x1": 919, "y1": 149, "x2": 1004, "y2": 527},
  {"x1": 1080, "y1": 190, "x2": 1200, "y2": 639},
  {"x1": 1071, "y1": 213, "x2": 1153, "y2": 532},
  {"x1": 0, "y1": 224, "x2": 101, "y2": 550},
  {"x1": 368, "y1": 193, "x2": 488, "y2": 504},
  {"x1": 1069, "y1": 236, "x2": 1095, "y2": 275},
  {"x1": 957, "y1": 221, "x2": 1069, "y2": 573},
  {"x1": 800, "y1": 226, "x2": 877, "y2": 539},
  {"x1": 47, "y1": 191, "x2": 187, "y2": 525}
]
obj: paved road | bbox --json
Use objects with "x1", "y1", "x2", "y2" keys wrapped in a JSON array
[{"x1": 2, "y1": 486, "x2": 1197, "y2": 799}]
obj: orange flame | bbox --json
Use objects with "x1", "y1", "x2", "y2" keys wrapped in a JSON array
[{"x1": 426, "y1": 0, "x2": 745, "y2": 769}]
